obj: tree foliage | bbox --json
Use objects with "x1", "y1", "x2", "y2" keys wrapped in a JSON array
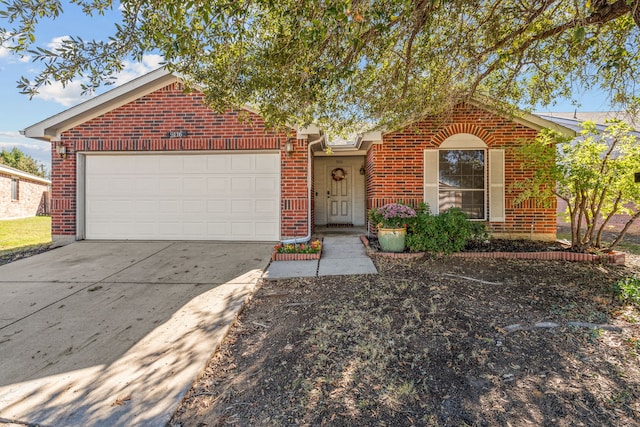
[
  {"x1": 1, "y1": 1, "x2": 640, "y2": 132},
  {"x1": 513, "y1": 120, "x2": 640, "y2": 252},
  {"x1": 0, "y1": 146, "x2": 45, "y2": 176}
]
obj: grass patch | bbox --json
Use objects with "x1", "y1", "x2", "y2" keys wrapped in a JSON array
[
  {"x1": 614, "y1": 241, "x2": 640, "y2": 255},
  {"x1": 613, "y1": 277, "x2": 640, "y2": 306},
  {"x1": 556, "y1": 230, "x2": 640, "y2": 255},
  {"x1": 0, "y1": 216, "x2": 51, "y2": 251}
]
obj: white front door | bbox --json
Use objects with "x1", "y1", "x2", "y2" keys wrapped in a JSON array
[{"x1": 327, "y1": 166, "x2": 352, "y2": 224}]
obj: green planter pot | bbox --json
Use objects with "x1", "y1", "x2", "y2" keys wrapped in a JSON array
[{"x1": 378, "y1": 227, "x2": 406, "y2": 252}]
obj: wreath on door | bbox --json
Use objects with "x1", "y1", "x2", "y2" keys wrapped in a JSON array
[{"x1": 331, "y1": 167, "x2": 347, "y2": 181}]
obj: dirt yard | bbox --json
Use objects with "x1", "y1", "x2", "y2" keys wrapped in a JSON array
[{"x1": 170, "y1": 254, "x2": 640, "y2": 426}]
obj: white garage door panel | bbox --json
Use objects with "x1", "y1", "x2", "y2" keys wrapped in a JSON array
[{"x1": 85, "y1": 153, "x2": 280, "y2": 241}]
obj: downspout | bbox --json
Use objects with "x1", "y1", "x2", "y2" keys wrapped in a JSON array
[{"x1": 281, "y1": 133, "x2": 325, "y2": 244}]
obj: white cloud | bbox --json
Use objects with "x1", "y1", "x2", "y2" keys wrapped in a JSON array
[
  {"x1": 0, "y1": 140, "x2": 49, "y2": 153},
  {"x1": 34, "y1": 79, "x2": 93, "y2": 107},
  {"x1": 0, "y1": 131, "x2": 50, "y2": 152},
  {"x1": 113, "y1": 54, "x2": 164, "y2": 86},
  {"x1": 1, "y1": 32, "x2": 33, "y2": 62},
  {"x1": 47, "y1": 36, "x2": 71, "y2": 52},
  {"x1": 1, "y1": 31, "x2": 14, "y2": 58},
  {"x1": 0, "y1": 131, "x2": 24, "y2": 139},
  {"x1": 30, "y1": 38, "x2": 164, "y2": 107},
  {"x1": 0, "y1": 132, "x2": 51, "y2": 169}
]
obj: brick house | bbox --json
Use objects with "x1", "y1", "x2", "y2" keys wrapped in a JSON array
[
  {"x1": 0, "y1": 164, "x2": 51, "y2": 219},
  {"x1": 23, "y1": 68, "x2": 571, "y2": 243}
]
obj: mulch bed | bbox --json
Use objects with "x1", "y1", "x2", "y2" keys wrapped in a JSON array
[
  {"x1": 367, "y1": 238, "x2": 565, "y2": 254},
  {"x1": 366, "y1": 238, "x2": 626, "y2": 264}
]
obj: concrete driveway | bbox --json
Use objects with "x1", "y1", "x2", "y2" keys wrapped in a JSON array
[{"x1": 0, "y1": 241, "x2": 273, "y2": 426}]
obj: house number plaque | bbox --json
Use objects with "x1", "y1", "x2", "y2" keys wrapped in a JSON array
[{"x1": 167, "y1": 130, "x2": 188, "y2": 138}]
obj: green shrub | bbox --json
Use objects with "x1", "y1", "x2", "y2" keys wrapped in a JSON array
[
  {"x1": 613, "y1": 277, "x2": 640, "y2": 306},
  {"x1": 405, "y1": 205, "x2": 487, "y2": 254}
]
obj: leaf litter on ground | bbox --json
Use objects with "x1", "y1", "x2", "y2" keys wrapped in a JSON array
[{"x1": 171, "y1": 256, "x2": 640, "y2": 426}]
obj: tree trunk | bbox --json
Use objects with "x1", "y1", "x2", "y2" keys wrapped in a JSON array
[
  {"x1": 633, "y1": 0, "x2": 640, "y2": 28},
  {"x1": 607, "y1": 210, "x2": 640, "y2": 250},
  {"x1": 595, "y1": 193, "x2": 622, "y2": 248}
]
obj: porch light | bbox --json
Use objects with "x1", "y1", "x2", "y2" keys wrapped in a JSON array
[
  {"x1": 360, "y1": 165, "x2": 366, "y2": 175},
  {"x1": 285, "y1": 138, "x2": 294, "y2": 156},
  {"x1": 55, "y1": 142, "x2": 67, "y2": 159}
]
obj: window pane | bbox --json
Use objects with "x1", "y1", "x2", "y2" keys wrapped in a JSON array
[
  {"x1": 11, "y1": 178, "x2": 19, "y2": 201},
  {"x1": 439, "y1": 150, "x2": 484, "y2": 189},
  {"x1": 473, "y1": 175, "x2": 485, "y2": 189},
  {"x1": 439, "y1": 190, "x2": 485, "y2": 219},
  {"x1": 439, "y1": 190, "x2": 461, "y2": 213},
  {"x1": 438, "y1": 149, "x2": 485, "y2": 219}
]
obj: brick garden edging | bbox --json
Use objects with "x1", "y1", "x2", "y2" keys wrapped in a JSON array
[
  {"x1": 368, "y1": 250, "x2": 426, "y2": 260},
  {"x1": 271, "y1": 251, "x2": 322, "y2": 262},
  {"x1": 451, "y1": 250, "x2": 625, "y2": 265},
  {"x1": 360, "y1": 235, "x2": 626, "y2": 265}
]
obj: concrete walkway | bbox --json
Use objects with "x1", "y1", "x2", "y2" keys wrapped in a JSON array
[
  {"x1": 265, "y1": 234, "x2": 377, "y2": 279},
  {"x1": 0, "y1": 241, "x2": 273, "y2": 427}
]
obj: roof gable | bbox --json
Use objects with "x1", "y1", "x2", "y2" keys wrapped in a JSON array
[
  {"x1": 382, "y1": 100, "x2": 576, "y2": 137},
  {"x1": 467, "y1": 99, "x2": 576, "y2": 135},
  {"x1": 23, "y1": 68, "x2": 177, "y2": 141}
]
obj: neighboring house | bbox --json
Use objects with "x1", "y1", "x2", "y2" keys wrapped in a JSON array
[
  {"x1": 534, "y1": 111, "x2": 640, "y2": 136},
  {"x1": 536, "y1": 111, "x2": 640, "y2": 236},
  {"x1": 23, "y1": 68, "x2": 572, "y2": 243},
  {"x1": 0, "y1": 164, "x2": 51, "y2": 220}
]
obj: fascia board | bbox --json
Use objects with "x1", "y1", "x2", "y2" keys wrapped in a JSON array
[
  {"x1": 466, "y1": 98, "x2": 576, "y2": 136},
  {"x1": 360, "y1": 131, "x2": 382, "y2": 142},
  {"x1": 512, "y1": 113, "x2": 577, "y2": 136},
  {"x1": 23, "y1": 68, "x2": 176, "y2": 141},
  {"x1": 0, "y1": 164, "x2": 51, "y2": 184},
  {"x1": 296, "y1": 124, "x2": 322, "y2": 138}
]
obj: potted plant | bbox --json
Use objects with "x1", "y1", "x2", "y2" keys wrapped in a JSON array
[{"x1": 368, "y1": 203, "x2": 417, "y2": 252}]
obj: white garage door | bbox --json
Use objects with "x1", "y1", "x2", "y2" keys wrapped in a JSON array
[{"x1": 84, "y1": 153, "x2": 280, "y2": 241}]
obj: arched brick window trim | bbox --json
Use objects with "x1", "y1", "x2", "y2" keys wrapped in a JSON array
[
  {"x1": 425, "y1": 125, "x2": 505, "y2": 222},
  {"x1": 431, "y1": 124, "x2": 496, "y2": 147}
]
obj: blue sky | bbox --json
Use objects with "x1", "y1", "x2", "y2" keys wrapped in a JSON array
[
  {"x1": 0, "y1": 2, "x2": 616, "y2": 174},
  {"x1": 0, "y1": 2, "x2": 162, "y2": 172}
]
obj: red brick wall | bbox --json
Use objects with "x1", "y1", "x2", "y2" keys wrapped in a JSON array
[
  {"x1": 52, "y1": 82, "x2": 308, "y2": 240},
  {"x1": 368, "y1": 103, "x2": 557, "y2": 239}
]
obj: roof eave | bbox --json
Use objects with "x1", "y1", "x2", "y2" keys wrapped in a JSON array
[
  {"x1": 0, "y1": 164, "x2": 51, "y2": 184},
  {"x1": 512, "y1": 113, "x2": 577, "y2": 136},
  {"x1": 22, "y1": 68, "x2": 177, "y2": 141},
  {"x1": 465, "y1": 99, "x2": 577, "y2": 136}
]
